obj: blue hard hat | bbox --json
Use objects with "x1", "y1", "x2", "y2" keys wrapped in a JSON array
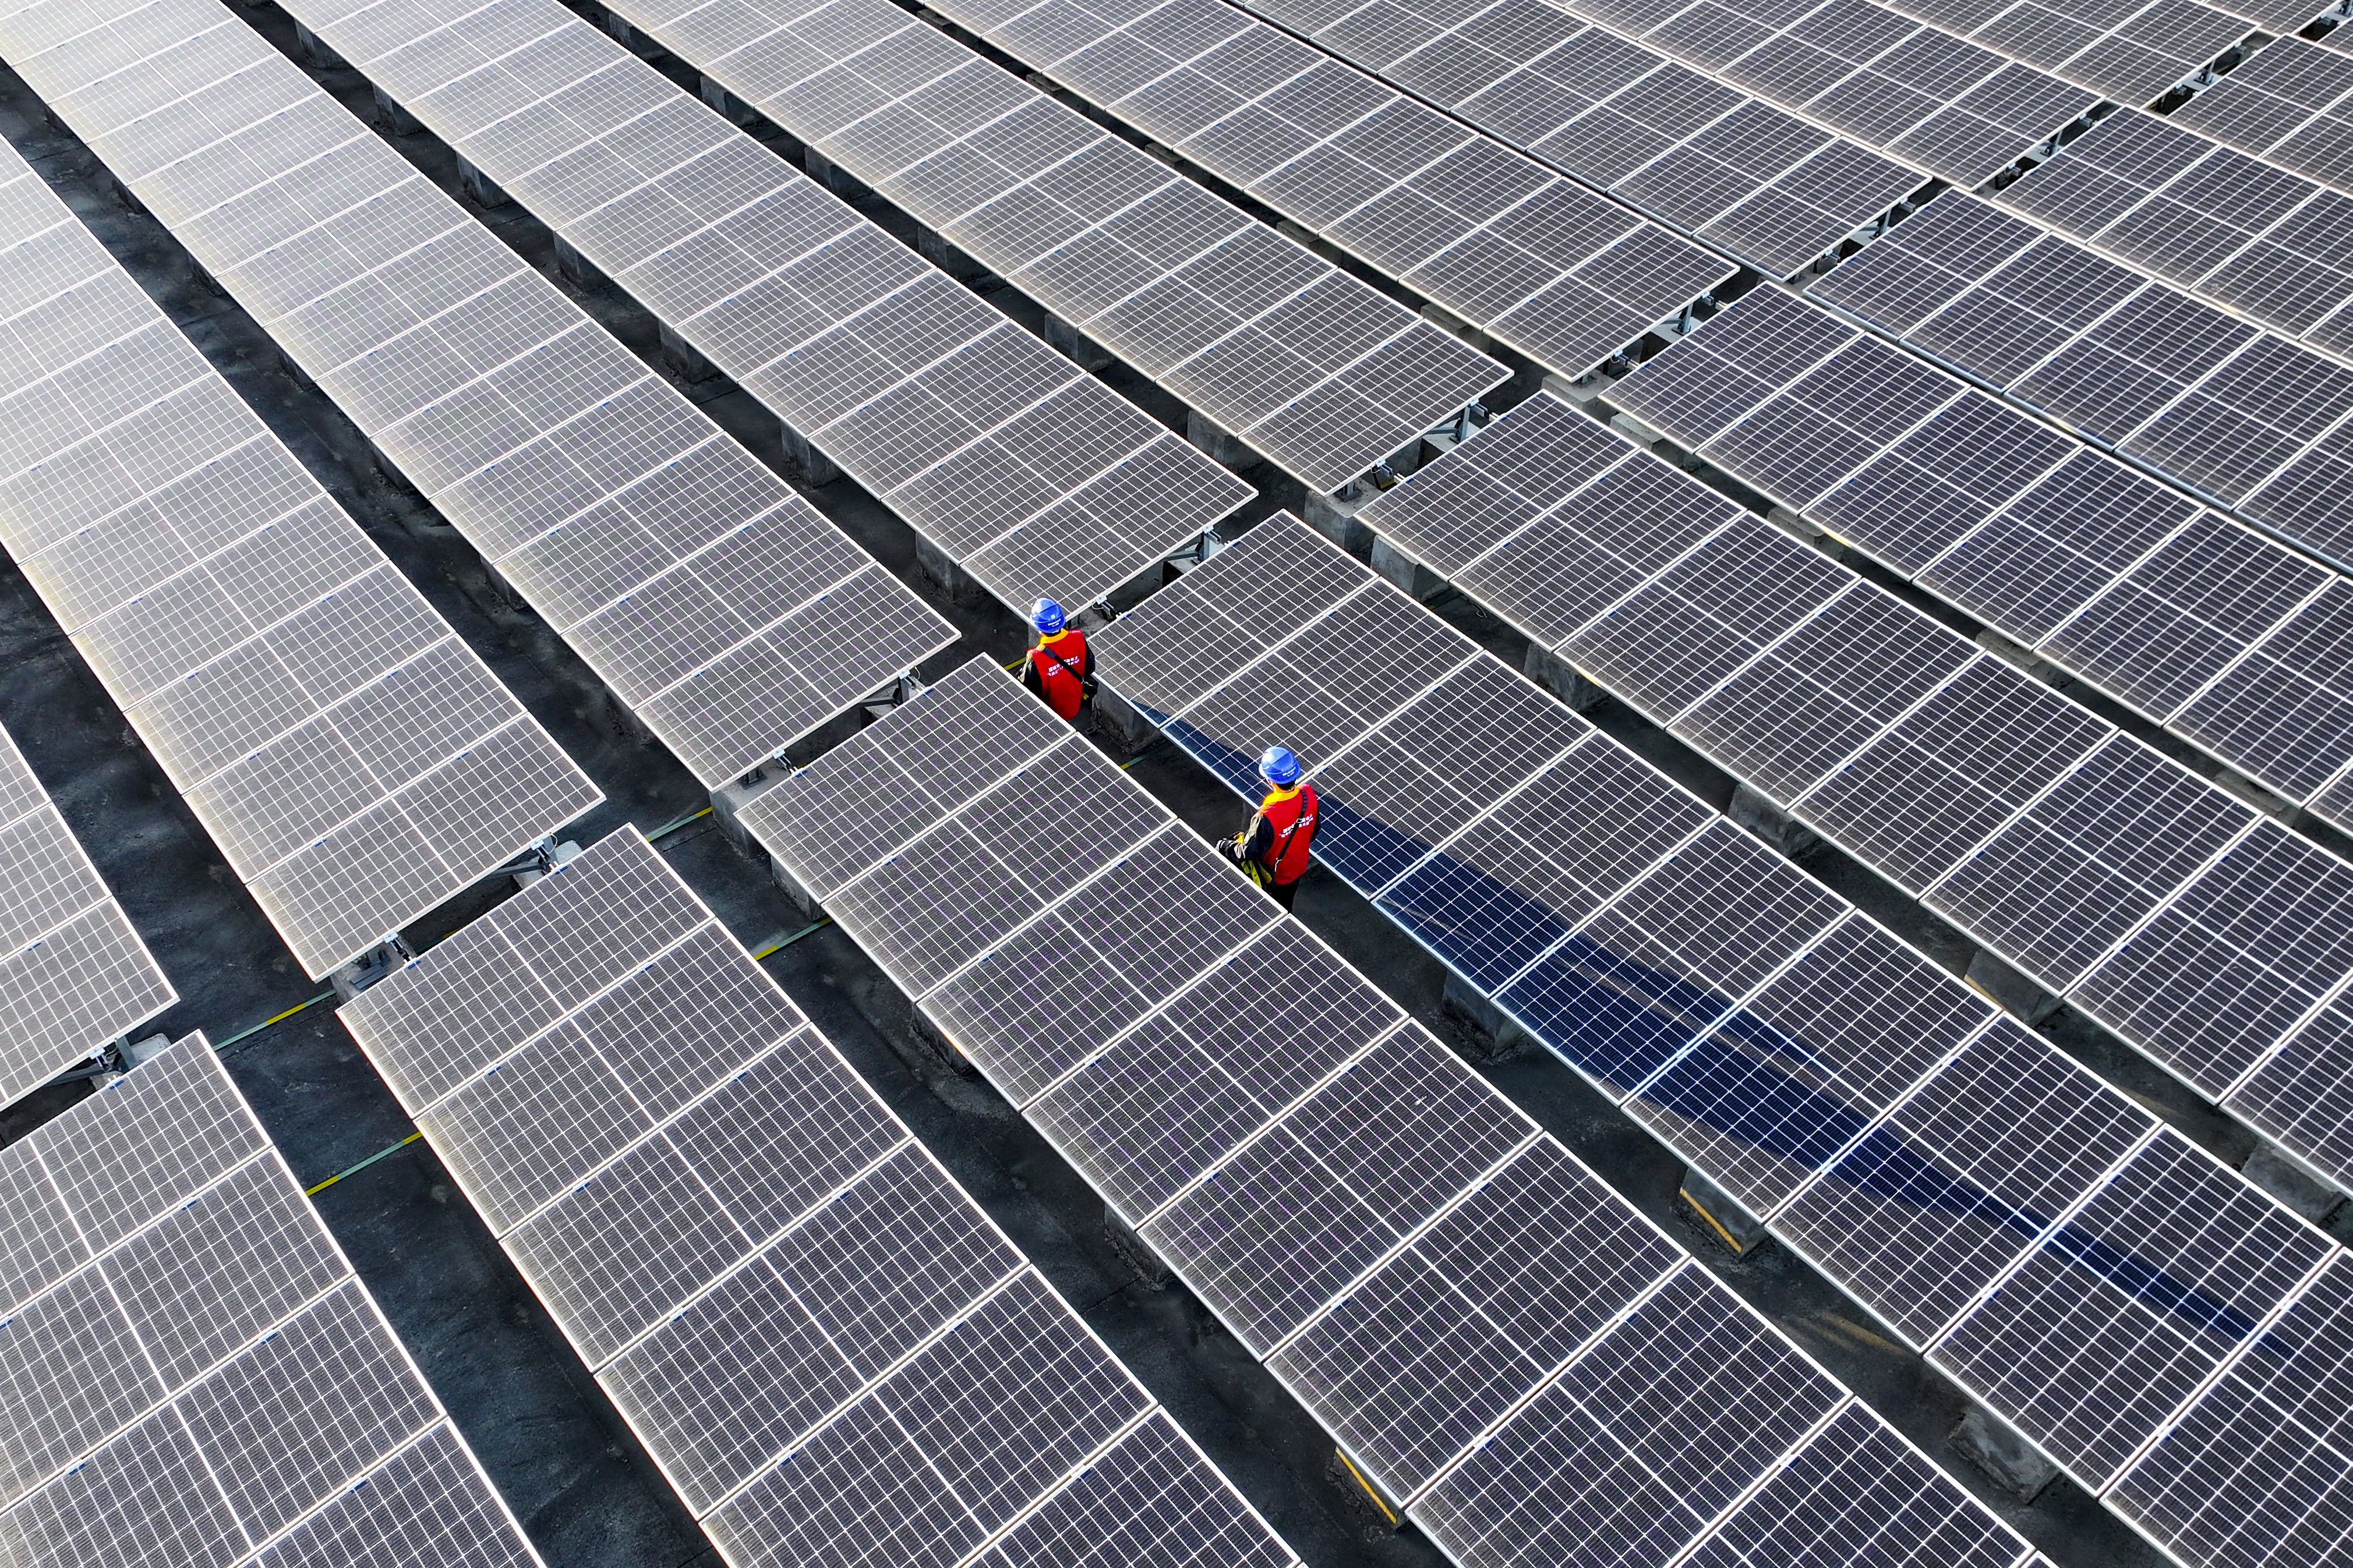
[
  {"x1": 1259, "y1": 746, "x2": 1301, "y2": 787},
  {"x1": 1030, "y1": 598, "x2": 1066, "y2": 635}
]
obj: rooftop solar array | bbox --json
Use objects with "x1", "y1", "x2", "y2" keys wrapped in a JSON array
[
  {"x1": 1995, "y1": 107, "x2": 2353, "y2": 348},
  {"x1": 737, "y1": 656, "x2": 2037, "y2": 1568},
  {"x1": 1349, "y1": 387, "x2": 2353, "y2": 1189},
  {"x1": 339, "y1": 825, "x2": 1298, "y2": 1568},
  {"x1": 1612, "y1": 287, "x2": 2353, "y2": 827},
  {"x1": 1532, "y1": 0, "x2": 2103, "y2": 186},
  {"x1": 899, "y1": 0, "x2": 1907, "y2": 286},
  {"x1": 280, "y1": 0, "x2": 1263, "y2": 608},
  {"x1": 0, "y1": 1031, "x2": 546, "y2": 1568},
  {"x1": 1808, "y1": 187, "x2": 2353, "y2": 555},
  {"x1": 580, "y1": 0, "x2": 1581, "y2": 444},
  {"x1": 0, "y1": 136, "x2": 599, "y2": 975},
  {"x1": 0, "y1": 721, "x2": 174, "y2": 1108},
  {"x1": 2174, "y1": 34, "x2": 2353, "y2": 195},
  {"x1": 0, "y1": 0, "x2": 960, "y2": 788},
  {"x1": 1087, "y1": 511, "x2": 2353, "y2": 1568}
]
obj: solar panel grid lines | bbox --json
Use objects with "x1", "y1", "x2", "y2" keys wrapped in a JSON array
[
  {"x1": 601, "y1": 0, "x2": 1525, "y2": 482},
  {"x1": 1500, "y1": 0, "x2": 2102, "y2": 190},
  {"x1": 1806, "y1": 187, "x2": 2353, "y2": 577},
  {"x1": 287, "y1": 0, "x2": 1270, "y2": 603},
  {"x1": 1992, "y1": 105, "x2": 2353, "y2": 350},
  {"x1": 1210, "y1": 0, "x2": 1941, "y2": 278},
  {"x1": 2174, "y1": 35, "x2": 2353, "y2": 199},
  {"x1": 741, "y1": 654, "x2": 2039, "y2": 1568},
  {"x1": 1010, "y1": 0, "x2": 1781, "y2": 315},
  {"x1": 1603, "y1": 287, "x2": 2353, "y2": 838},
  {"x1": 1354, "y1": 391, "x2": 2353, "y2": 1195},
  {"x1": 0, "y1": 1031, "x2": 547, "y2": 1568},
  {"x1": 0, "y1": 139, "x2": 600, "y2": 979},
  {"x1": 1088, "y1": 502, "x2": 2353, "y2": 1568},
  {"x1": 339, "y1": 824, "x2": 1301, "y2": 1568},
  {"x1": 0, "y1": 0, "x2": 959, "y2": 791},
  {"x1": 0, "y1": 719, "x2": 175, "y2": 1107}
]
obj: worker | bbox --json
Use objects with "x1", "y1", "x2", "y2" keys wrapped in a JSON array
[
  {"x1": 1020, "y1": 597, "x2": 1094, "y2": 721},
  {"x1": 1223, "y1": 746, "x2": 1317, "y2": 910}
]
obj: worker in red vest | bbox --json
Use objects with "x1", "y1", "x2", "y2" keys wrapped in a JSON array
[
  {"x1": 1020, "y1": 598, "x2": 1094, "y2": 721},
  {"x1": 1223, "y1": 746, "x2": 1317, "y2": 910}
]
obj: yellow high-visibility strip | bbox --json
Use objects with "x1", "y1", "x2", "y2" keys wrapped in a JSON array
[
  {"x1": 306, "y1": 1131, "x2": 423, "y2": 1195},
  {"x1": 1336, "y1": 1450, "x2": 1398, "y2": 1524}
]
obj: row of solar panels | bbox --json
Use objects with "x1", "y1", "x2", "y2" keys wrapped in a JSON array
[
  {"x1": 339, "y1": 826, "x2": 1299, "y2": 1568},
  {"x1": 292, "y1": 0, "x2": 1685, "y2": 505},
  {"x1": 786, "y1": 0, "x2": 2353, "y2": 781},
  {"x1": 1356, "y1": 380, "x2": 2353, "y2": 1220},
  {"x1": 1241, "y1": 0, "x2": 2353, "y2": 558},
  {"x1": 280, "y1": 0, "x2": 2353, "y2": 865},
  {"x1": 931, "y1": 0, "x2": 1943, "y2": 278},
  {"x1": 1610, "y1": 286, "x2": 2353, "y2": 832},
  {"x1": 1086, "y1": 508, "x2": 2349, "y2": 1568},
  {"x1": 729, "y1": 656, "x2": 2042, "y2": 1568},
  {"x1": 0, "y1": 0, "x2": 971, "y2": 794},
  {"x1": 1186, "y1": 0, "x2": 2353, "y2": 357},
  {"x1": 1516, "y1": 0, "x2": 2353, "y2": 349},
  {"x1": 0, "y1": 1033, "x2": 546, "y2": 1568},
  {"x1": 0, "y1": 721, "x2": 173, "y2": 1104},
  {"x1": 0, "y1": 135, "x2": 602, "y2": 982}
]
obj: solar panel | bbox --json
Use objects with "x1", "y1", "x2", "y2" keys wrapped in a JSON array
[
  {"x1": 0, "y1": 137, "x2": 598, "y2": 977},
  {"x1": 547, "y1": 0, "x2": 1524, "y2": 482},
  {"x1": 338, "y1": 825, "x2": 1295, "y2": 1568},
  {"x1": 285, "y1": 0, "x2": 1264, "y2": 606},
  {"x1": 0, "y1": 719, "x2": 174, "y2": 1107},
  {"x1": 1220, "y1": 0, "x2": 1932, "y2": 277},
  {"x1": 2174, "y1": 37, "x2": 2353, "y2": 194},
  {"x1": 0, "y1": 1032, "x2": 544, "y2": 1568},
  {"x1": 1609, "y1": 289, "x2": 2353, "y2": 832},
  {"x1": 1807, "y1": 187, "x2": 2353, "y2": 568},
  {"x1": 739, "y1": 654, "x2": 2034, "y2": 1568},
  {"x1": 1535, "y1": 0, "x2": 2101, "y2": 186},
  {"x1": 0, "y1": 0, "x2": 956, "y2": 790},
  {"x1": 1088, "y1": 506, "x2": 2353, "y2": 1565},
  {"x1": 1995, "y1": 108, "x2": 2353, "y2": 352}
]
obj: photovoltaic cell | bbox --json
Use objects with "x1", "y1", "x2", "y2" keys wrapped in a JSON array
[
  {"x1": 0, "y1": 139, "x2": 596, "y2": 978},
  {"x1": 0, "y1": 1033, "x2": 542, "y2": 1568},
  {"x1": 340, "y1": 826, "x2": 1292, "y2": 1566},
  {"x1": 745, "y1": 655, "x2": 2035, "y2": 1568},
  {"x1": 0, "y1": 0, "x2": 955, "y2": 790}
]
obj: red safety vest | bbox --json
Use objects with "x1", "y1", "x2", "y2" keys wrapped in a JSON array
[
  {"x1": 1027, "y1": 628, "x2": 1090, "y2": 720},
  {"x1": 1256, "y1": 784, "x2": 1317, "y2": 886}
]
